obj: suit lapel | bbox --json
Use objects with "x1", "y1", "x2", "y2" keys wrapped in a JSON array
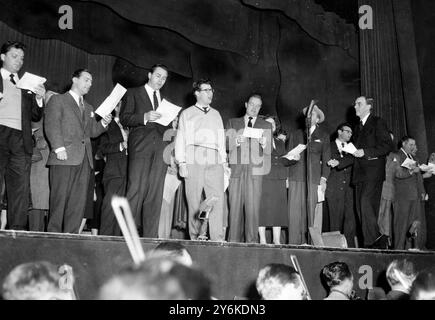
[{"x1": 139, "y1": 86, "x2": 153, "y2": 111}]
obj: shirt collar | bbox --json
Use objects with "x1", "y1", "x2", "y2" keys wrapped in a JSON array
[
  {"x1": 336, "y1": 138, "x2": 346, "y2": 149},
  {"x1": 68, "y1": 90, "x2": 82, "y2": 106},
  {"x1": 361, "y1": 112, "x2": 371, "y2": 125},
  {"x1": 195, "y1": 104, "x2": 210, "y2": 111},
  {"x1": 1, "y1": 68, "x2": 18, "y2": 81}
]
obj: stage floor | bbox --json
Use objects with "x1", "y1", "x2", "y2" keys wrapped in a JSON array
[{"x1": 1, "y1": 231, "x2": 434, "y2": 299}]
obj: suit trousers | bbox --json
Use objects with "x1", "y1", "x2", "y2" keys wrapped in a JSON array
[
  {"x1": 126, "y1": 141, "x2": 166, "y2": 238},
  {"x1": 355, "y1": 180, "x2": 383, "y2": 246},
  {"x1": 0, "y1": 125, "x2": 31, "y2": 230},
  {"x1": 48, "y1": 158, "x2": 91, "y2": 233},
  {"x1": 393, "y1": 199, "x2": 420, "y2": 250},
  {"x1": 99, "y1": 176, "x2": 126, "y2": 236},
  {"x1": 228, "y1": 166, "x2": 262, "y2": 243},
  {"x1": 326, "y1": 186, "x2": 356, "y2": 247},
  {"x1": 185, "y1": 162, "x2": 224, "y2": 241}
]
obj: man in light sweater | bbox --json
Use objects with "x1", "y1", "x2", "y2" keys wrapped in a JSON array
[{"x1": 175, "y1": 79, "x2": 226, "y2": 241}]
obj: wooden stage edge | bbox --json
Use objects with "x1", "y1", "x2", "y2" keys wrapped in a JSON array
[{"x1": 1, "y1": 231, "x2": 435, "y2": 299}]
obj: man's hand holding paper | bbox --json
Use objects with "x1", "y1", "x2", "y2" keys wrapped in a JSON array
[
  {"x1": 401, "y1": 157, "x2": 417, "y2": 170},
  {"x1": 16, "y1": 72, "x2": 46, "y2": 94},
  {"x1": 152, "y1": 99, "x2": 182, "y2": 126},
  {"x1": 282, "y1": 144, "x2": 306, "y2": 161},
  {"x1": 342, "y1": 142, "x2": 357, "y2": 155}
]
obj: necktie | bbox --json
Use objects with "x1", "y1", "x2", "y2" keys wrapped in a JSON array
[
  {"x1": 79, "y1": 96, "x2": 85, "y2": 118},
  {"x1": 9, "y1": 74, "x2": 16, "y2": 85},
  {"x1": 153, "y1": 91, "x2": 159, "y2": 110},
  {"x1": 203, "y1": 107, "x2": 209, "y2": 113},
  {"x1": 342, "y1": 142, "x2": 345, "y2": 148},
  {"x1": 248, "y1": 117, "x2": 253, "y2": 128}
]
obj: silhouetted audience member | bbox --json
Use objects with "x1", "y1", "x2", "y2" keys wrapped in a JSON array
[
  {"x1": 256, "y1": 263, "x2": 307, "y2": 300},
  {"x1": 2, "y1": 261, "x2": 75, "y2": 300},
  {"x1": 410, "y1": 269, "x2": 435, "y2": 300},
  {"x1": 99, "y1": 257, "x2": 211, "y2": 300},
  {"x1": 322, "y1": 261, "x2": 354, "y2": 300},
  {"x1": 385, "y1": 259, "x2": 416, "y2": 300},
  {"x1": 149, "y1": 241, "x2": 193, "y2": 266}
]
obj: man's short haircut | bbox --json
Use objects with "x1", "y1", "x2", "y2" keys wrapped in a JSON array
[
  {"x1": 72, "y1": 68, "x2": 91, "y2": 79},
  {"x1": 0, "y1": 41, "x2": 26, "y2": 55},
  {"x1": 150, "y1": 64, "x2": 169, "y2": 74},
  {"x1": 246, "y1": 93, "x2": 263, "y2": 103},
  {"x1": 399, "y1": 135, "x2": 415, "y2": 148},
  {"x1": 256, "y1": 264, "x2": 300, "y2": 299},
  {"x1": 337, "y1": 122, "x2": 352, "y2": 132},
  {"x1": 150, "y1": 241, "x2": 193, "y2": 266},
  {"x1": 2, "y1": 261, "x2": 68, "y2": 300},
  {"x1": 321, "y1": 262, "x2": 352, "y2": 288},
  {"x1": 192, "y1": 79, "x2": 212, "y2": 93},
  {"x1": 155, "y1": 241, "x2": 189, "y2": 255},
  {"x1": 386, "y1": 259, "x2": 417, "y2": 287},
  {"x1": 410, "y1": 269, "x2": 435, "y2": 300}
]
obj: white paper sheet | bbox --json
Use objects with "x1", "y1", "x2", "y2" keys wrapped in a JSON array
[
  {"x1": 317, "y1": 185, "x2": 325, "y2": 202},
  {"x1": 16, "y1": 72, "x2": 46, "y2": 92},
  {"x1": 401, "y1": 157, "x2": 416, "y2": 170},
  {"x1": 419, "y1": 163, "x2": 435, "y2": 174},
  {"x1": 153, "y1": 99, "x2": 182, "y2": 126},
  {"x1": 242, "y1": 127, "x2": 263, "y2": 139},
  {"x1": 282, "y1": 144, "x2": 306, "y2": 160},
  {"x1": 95, "y1": 84, "x2": 127, "y2": 117},
  {"x1": 162, "y1": 173, "x2": 181, "y2": 202},
  {"x1": 342, "y1": 142, "x2": 357, "y2": 155}
]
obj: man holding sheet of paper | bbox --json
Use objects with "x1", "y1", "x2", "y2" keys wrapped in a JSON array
[
  {"x1": 283, "y1": 104, "x2": 330, "y2": 245},
  {"x1": 175, "y1": 79, "x2": 227, "y2": 241},
  {"x1": 120, "y1": 64, "x2": 172, "y2": 237},
  {"x1": 352, "y1": 96, "x2": 393, "y2": 248},
  {"x1": 393, "y1": 136, "x2": 426, "y2": 250},
  {"x1": 226, "y1": 93, "x2": 272, "y2": 243},
  {"x1": 0, "y1": 41, "x2": 46, "y2": 230}
]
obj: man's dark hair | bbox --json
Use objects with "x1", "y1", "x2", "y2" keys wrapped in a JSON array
[
  {"x1": 337, "y1": 122, "x2": 352, "y2": 133},
  {"x1": 155, "y1": 241, "x2": 188, "y2": 255},
  {"x1": 246, "y1": 93, "x2": 263, "y2": 103},
  {"x1": 399, "y1": 135, "x2": 415, "y2": 149},
  {"x1": 410, "y1": 269, "x2": 435, "y2": 300},
  {"x1": 321, "y1": 262, "x2": 352, "y2": 288},
  {"x1": 72, "y1": 68, "x2": 91, "y2": 79},
  {"x1": 0, "y1": 41, "x2": 26, "y2": 55},
  {"x1": 150, "y1": 64, "x2": 169, "y2": 74},
  {"x1": 192, "y1": 79, "x2": 212, "y2": 93}
]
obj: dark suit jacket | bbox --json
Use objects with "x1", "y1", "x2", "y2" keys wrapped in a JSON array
[
  {"x1": 99, "y1": 121, "x2": 128, "y2": 182},
  {"x1": 285, "y1": 126, "x2": 331, "y2": 185},
  {"x1": 119, "y1": 86, "x2": 169, "y2": 158},
  {"x1": 325, "y1": 141, "x2": 353, "y2": 198},
  {"x1": 352, "y1": 114, "x2": 392, "y2": 183},
  {"x1": 0, "y1": 78, "x2": 43, "y2": 155},
  {"x1": 386, "y1": 290, "x2": 409, "y2": 300},
  {"x1": 226, "y1": 116, "x2": 272, "y2": 179},
  {"x1": 45, "y1": 92, "x2": 106, "y2": 168},
  {"x1": 394, "y1": 149, "x2": 425, "y2": 201}
]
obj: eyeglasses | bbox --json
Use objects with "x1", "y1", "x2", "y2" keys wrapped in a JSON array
[
  {"x1": 199, "y1": 88, "x2": 214, "y2": 93},
  {"x1": 343, "y1": 130, "x2": 353, "y2": 134}
]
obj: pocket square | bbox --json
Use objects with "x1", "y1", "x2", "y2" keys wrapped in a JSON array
[
  {"x1": 90, "y1": 111, "x2": 95, "y2": 118},
  {"x1": 314, "y1": 139, "x2": 321, "y2": 143}
]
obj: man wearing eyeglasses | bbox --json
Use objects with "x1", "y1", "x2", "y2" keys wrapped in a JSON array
[
  {"x1": 175, "y1": 79, "x2": 227, "y2": 241},
  {"x1": 326, "y1": 123, "x2": 356, "y2": 247},
  {"x1": 352, "y1": 96, "x2": 393, "y2": 248}
]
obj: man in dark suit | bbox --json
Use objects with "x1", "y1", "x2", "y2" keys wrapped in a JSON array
[
  {"x1": 45, "y1": 69, "x2": 112, "y2": 233},
  {"x1": 98, "y1": 102, "x2": 128, "y2": 236},
  {"x1": 0, "y1": 41, "x2": 46, "y2": 230},
  {"x1": 227, "y1": 94, "x2": 272, "y2": 243},
  {"x1": 120, "y1": 64, "x2": 170, "y2": 238},
  {"x1": 393, "y1": 136, "x2": 426, "y2": 250},
  {"x1": 326, "y1": 123, "x2": 356, "y2": 247},
  {"x1": 352, "y1": 96, "x2": 393, "y2": 247}
]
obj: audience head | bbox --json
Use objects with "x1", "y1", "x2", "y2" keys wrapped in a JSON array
[
  {"x1": 2, "y1": 261, "x2": 74, "y2": 300},
  {"x1": 354, "y1": 96, "x2": 374, "y2": 119},
  {"x1": 1, "y1": 41, "x2": 25, "y2": 73},
  {"x1": 386, "y1": 259, "x2": 417, "y2": 292},
  {"x1": 400, "y1": 136, "x2": 417, "y2": 156},
  {"x1": 337, "y1": 123, "x2": 353, "y2": 143},
  {"x1": 193, "y1": 79, "x2": 213, "y2": 106},
  {"x1": 71, "y1": 68, "x2": 92, "y2": 96},
  {"x1": 263, "y1": 115, "x2": 282, "y2": 136},
  {"x1": 321, "y1": 262, "x2": 354, "y2": 296},
  {"x1": 410, "y1": 269, "x2": 435, "y2": 300},
  {"x1": 245, "y1": 93, "x2": 263, "y2": 118},
  {"x1": 147, "y1": 64, "x2": 168, "y2": 91},
  {"x1": 149, "y1": 241, "x2": 193, "y2": 267},
  {"x1": 256, "y1": 263, "x2": 307, "y2": 300},
  {"x1": 99, "y1": 257, "x2": 211, "y2": 300}
]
